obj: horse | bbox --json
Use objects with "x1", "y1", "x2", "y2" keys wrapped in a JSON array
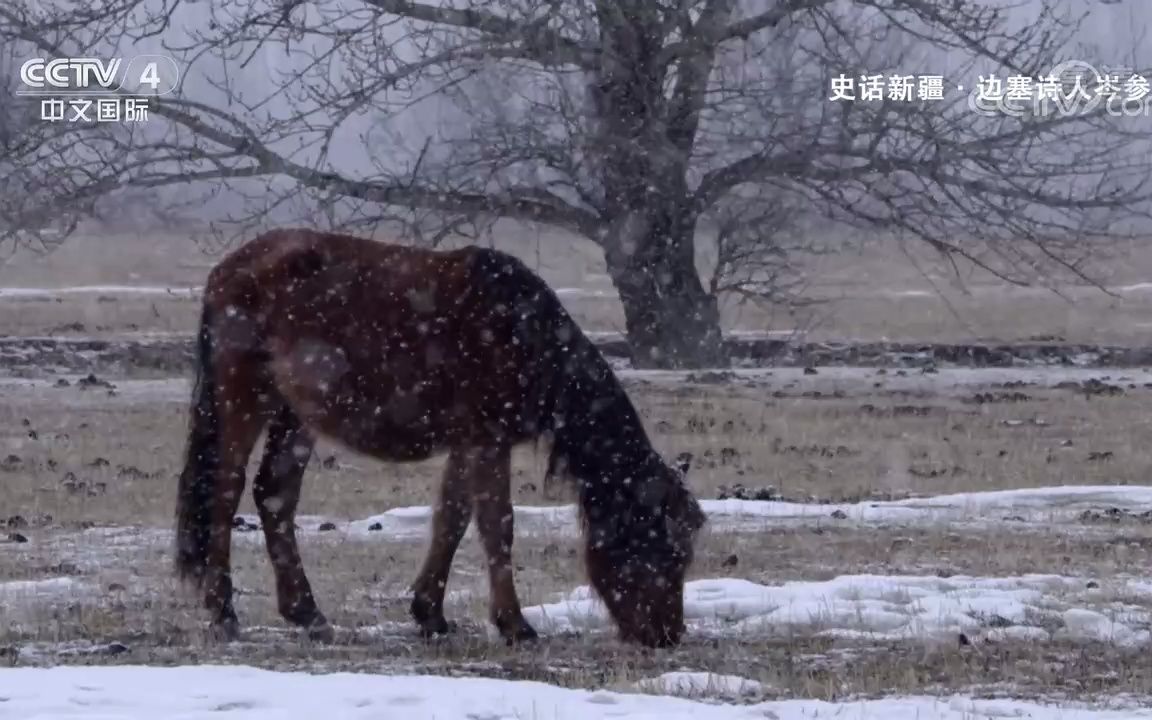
[{"x1": 174, "y1": 228, "x2": 707, "y2": 648}]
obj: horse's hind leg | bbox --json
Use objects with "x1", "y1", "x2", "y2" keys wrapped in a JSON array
[
  {"x1": 410, "y1": 447, "x2": 474, "y2": 636},
  {"x1": 253, "y1": 405, "x2": 332, "y2": 642},
  {"x1": 473, "y1": 444, "x2": 537, "y2": 644},
  {"x1": 204, "y1": 367, "x2": 269, "y2": 641}
]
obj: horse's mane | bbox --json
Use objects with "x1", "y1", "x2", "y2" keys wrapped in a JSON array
[{"x1": 468, "y1": 247, "x2": 674, "y2": 541}]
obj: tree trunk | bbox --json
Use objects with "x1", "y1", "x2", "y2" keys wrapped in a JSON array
[
  {"x1": 602, "y1": 209, "x2": 726, "y2": 370},
  {"x1": 583, "y1": 3, "x2": 725, "y2": 368}
]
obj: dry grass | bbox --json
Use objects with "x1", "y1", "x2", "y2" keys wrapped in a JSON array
[
  {"x1": 3, "y1": 372, "x2": 1152, "y2": 700},
  {"x1": 6, "y1": 512, "x2": 1152, "y2": 700},
  {"x1": 4, "y1": 515, "x2": 1152, "y2": 701},
  {"x1": 6, "y1": 225, "x2": 1152, "y2": 701},
  {"x1": 3, "y1": 372, "x2": 1151, "y2": 524}
]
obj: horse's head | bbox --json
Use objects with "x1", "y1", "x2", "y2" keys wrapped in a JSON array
[{"x1": 583, "y1": 452, "x2": 705, "y2": 648}]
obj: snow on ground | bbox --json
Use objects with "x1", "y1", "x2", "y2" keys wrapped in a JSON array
[
  {"x1": 623, "y1": 365, "x2": 1152, "y2": 389},
  {"x1": 704, "y1": 484, "x2": 1152, "y2": 530},
  {"x1": 324, "y1": 503, "x2": 577, "y2": 540},
  {"x1": 7, "y1": 279, "x2": 1152, "y2": 302},
  {"x1": 0, "y1": 331, "x2": 192, "y2": 342},
  {"x1": 880, "y1": 283, "x2": 1152, "y2": 297},
  {"x1": 8, "y1": 486, "x2": 1151, "y2": 647},
  {"x1": 0, "y1": 285, "x2": 200, "y2": 299},
  {"x1": 6, "y1": 484, "x2": 1149, "y2": 554},
  {"x1": 276, "y1": 484, "x2": 1152, "y2": 540},
  {"x1": 554, "y1": 287, "x2": 616, "y2": 298},
  {"x1": 5, "y1": 569, "x2": 1150, "y2": 649},
  {"x1": 586, "y1": 329, "x2": 798, "y2": 341},
  {"x1": 0, "y1": 285, "x2": 615, "y2": 301},
  {"x1": 635, "y1": 672, "x2": 765, "y2": 699},
  {"x1": 1, "y1": 665, "x2": 1151, "y2": 720},
  {"x1": 522, "y1": 574, "x2": 1152, "y2": 647},
  {"x1": 0, "y1": 577, "x2": 83, "y2": 602},
  {"x1": 5, "y1": 364, "x2": 1152, "y2": 407}
]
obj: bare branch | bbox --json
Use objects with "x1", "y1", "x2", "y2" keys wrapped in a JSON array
[
  {"x1": 361, "y1": 0, "x2": 599, "y2": 68},
  {"x1": 0, "y1": 0, "x2": 1149, "y2": 365}
]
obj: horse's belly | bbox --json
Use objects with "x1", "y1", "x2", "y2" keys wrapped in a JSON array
[
  {"x1": 268, "y1": 343, "x2": 449, "y2": 460},
  {"x1": 320, "y1": 387, "x2": 448, "y2": 460}
]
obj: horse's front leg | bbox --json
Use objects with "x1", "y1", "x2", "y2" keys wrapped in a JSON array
[
  {"x1": 472, "y1": 443, "x2": 537, "y2": 644},
  {"x1": 410, "y1": 446, "x2": 475, "y2": 636}
]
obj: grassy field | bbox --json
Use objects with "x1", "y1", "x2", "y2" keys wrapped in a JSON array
[
  {"x1": 4, "y1": 369, "x2": 1152, "y2": 700},
  {"x1": 4, "y1": 224, "x2": 1152, "y2": 706}
]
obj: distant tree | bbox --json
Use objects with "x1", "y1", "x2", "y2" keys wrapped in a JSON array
[
  {"x1": 0, "y1": 1, "x2": 1149, "y2": 366},
  {"x1": 0, "y1": 40, "x2": 43, "y2": 247},
  {"x1": 0, "y1": 38, "x2": 106, "y2": 251}
]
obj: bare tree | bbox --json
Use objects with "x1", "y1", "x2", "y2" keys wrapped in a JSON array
[
  {"x1": 0, "y1": 37, "x2": 63, "y2": 251},
  {"x1": 0, "y1": 1, "x2": 1149, "y2": 367}
]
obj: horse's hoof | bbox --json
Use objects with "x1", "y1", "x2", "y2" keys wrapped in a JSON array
[
  {"x1": 306, "y1": 619, "x2": 336, "y2": 644},
  {"x1": 499, "y1": 618, "x2": 539, "y2": 646},
  {"x1": 208, "y1": 618, "x2": 240, "y2": 643},
  {"x1": 418, "y1": 618, "x2": 457, "y2": 638}
]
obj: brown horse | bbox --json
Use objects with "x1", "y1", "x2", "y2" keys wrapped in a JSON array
[{"x1": 174, "y1": 228, "x2": 706, "y2": 648}]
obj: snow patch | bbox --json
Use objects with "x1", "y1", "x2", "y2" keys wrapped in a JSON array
[
  {"x1": 0, "y1": 284, "x2": 614, "y2": 302},
  {"x1": 304, "y1": 485, "x2": 1152, "y2": 540},
  {"x1": 0, "y1": 577, "x2": 82, "y2": 600},
  {"x1": 706, "y1": 484, "x2": 1152, "y2": 529},
  {"x1": 623, "y1": 365, "x2": 1152, "y2": 393},
  {"x1": 554, "y1": 287, "x2": 617, "y2": 298},
  {"x1": 1, "y1": 665, "x2": 1151, "y2": 719},
  {"x1": 883, "y1": 289, "x2": 935, "y2": 297},
  {"x1": 0, "y1": 577, "x2": 99, "y2": 625},
  {"x1": 8, "y1": 365, "x2": 1152, "y2": 407},
  {"x1": 635, "y1": 672, "x2": 765, "y2": 699},
  {"x1": 1116, "y1": 282, "x2": 1152, "y2": 293},
  {"x1": 332, "y1": 504, "x2": 578, "y2": 541},
  {"x1": 523, "y1": 574, "x2": 1152, "y2": 647},
  {"x1": 0, "y1": 285, "x2": 200, "y2": 299}
]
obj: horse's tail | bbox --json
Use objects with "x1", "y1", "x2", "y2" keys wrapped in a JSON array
[{"x1": 175, "y1": 301, "x2": 219, "y2": 585}]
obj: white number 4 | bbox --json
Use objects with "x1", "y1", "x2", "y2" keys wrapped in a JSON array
[{"x1": 138, "y1": 61, "x2": 160, "y2": 90}]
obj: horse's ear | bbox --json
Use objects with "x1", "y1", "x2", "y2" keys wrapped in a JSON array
[{"x1": 674, "y1": 452, "x2": 692, "y2": 478}]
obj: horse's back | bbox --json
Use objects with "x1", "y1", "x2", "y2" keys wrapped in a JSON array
[
  {"x1": 201, "y1": 228, "x2": 559, "y2": 455},
  {"x1": 206, "y1": 229, "x2": 475, "y2": 301}
]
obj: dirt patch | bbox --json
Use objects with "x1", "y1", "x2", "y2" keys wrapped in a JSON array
[
  {"x1": 7, "y1": 335, "x2": 1152, "y2": 378},
  {"x1": 1078, "y1": 507, "x2": 1152, "y2": 524},
  {"x1": 0, "y1": 337, "x2": 193, "y2": 377}
]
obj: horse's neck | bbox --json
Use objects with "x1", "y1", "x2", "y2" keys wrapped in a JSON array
[{"x1": 560, "y1": 367, "x2": 652, "y2": 473}]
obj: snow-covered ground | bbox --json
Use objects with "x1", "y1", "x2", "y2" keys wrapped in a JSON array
[
  {"x1": 3, "y1": 364, "x2": 1151, "y2": 405},
  {"x1": 0, "y1": 284, "x2": 613, "y2": 301},
  {"x1": 621, "y1": 365, "x2": 1152, "y2": 388},
  {"x1": 0, "y1": 285, "x2": 201, "y2": 299},
  {"x1": 6, "y1": 487, "x2": 1152, "y2": 714},
  {"x1": 586, "y1": 329, "x2": 798, "y2": 341},
  {"x1": 9, "y1": 484, "x2": 1152, "y2": 575},
  {"x1": 6, "y1": 279, "x2": 1152, "y2": 301},
  {"x1": 1, "y1": 665, "x2": 1150, "y2": 719},
  {"x1": 8, "y1": 463, "x2": 1152, "y2": 646},
  {"x1": 524, "y1": 573, "x2": 1152, "y2": 647},
  {"x1": 233, "y1": 484, "x2": 1152, "y2": 540},
  {"x1": 4, "y1": 564, "x2": 1151, "y2": 649}
]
